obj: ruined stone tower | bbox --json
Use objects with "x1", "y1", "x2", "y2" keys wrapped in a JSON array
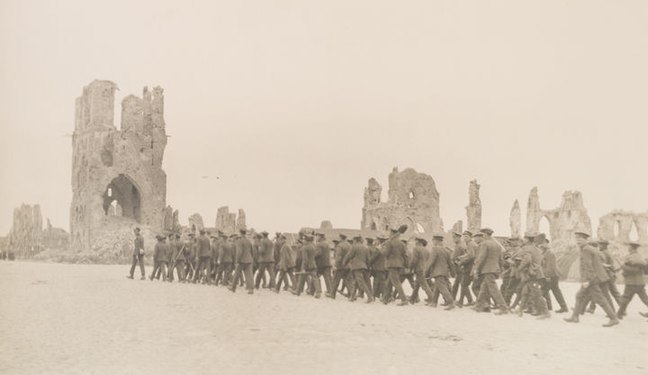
[{"x1": 70, "y1": 80, "x2": 167, "y2": 251}]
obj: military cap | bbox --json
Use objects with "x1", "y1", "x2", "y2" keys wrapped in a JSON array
[
  {"x1": 261, "y1": 231, "x2": 269, "y2": 236},
  {"x1": 462, "y1": 230, "x2": 473, "y2": 236},
  {"x1": 597, "y1": 239, "x2": 609, "y2": 245},
  {"x1": 304, "y1": 234, "x2": 314, "y2": 241},
  {"x1": 353, "y1": 235, "x2": 363, "y2": 241},
  {"x1": 332, "y1": 239, "x2": 340, "y2": 244},
  {"x1": 401, "y1": 239, "x2": 407, "y2": 243},
  {"x1": 134, "y1": 227, "x2": 141, "y2": 232},
  {"x1": 199, "y1": 229, "x2": 206, "y2": 234},
  {"x1": 473, "y1": 232, "x2": 484, "y2": 237},
  {"x1": 239, "y1": 229, "x2": 247, "y2": 235},
  {"x1": 628, "y1": 241, "x2": 640, "y2": 248},
  {"x1": 188, "y1": 233, "x2": 195, "y2": 237},
  {"x1": 480, "y1": 228, "x2": 494, "y2": 235},
  {"x1": 524, "y1": 232, "x2": 537, "y2": 239},
  {"x1": 229, "y1": 234, "x2": 238, "y2": 238},
  {"x1": 366, "y1": 238, "x2": 375, "y2": 244},
  {"x1": 339, "y1": 233, "x2": 348, "y2": 239},
  {"x1": 316, "y1": 232, "x2": 325, "y2": 238},
  {"x1": 432, "y1": 234, "x2": 445, "y2": 241},
  {"x1": 452, "y1": 231, "x2": 462, "y2": 237},
  {"x1": 415, "y1": 237, "x2": 428, "y2": 246},
  {"x1": 175, "y1": 233, "x2": 181, "y2": 239},
  {"x1": 509, "y1": 236, "x2": 520, "y2": 241},
  {"x1": 275, "y1": 232, "x2": 282, "y2": 237},
  {"x1": 376, "y1": 235, "x2": 387, "y2": 241},
  {"x1": 535, "y1": 233, "x2": 547, "y2": 240},
  {"x1": 390, "y1": 228, "x2": 399, "y2": 234},
  {"x1": 574, "y1": 231, "x2": 590, "y2": 239}
]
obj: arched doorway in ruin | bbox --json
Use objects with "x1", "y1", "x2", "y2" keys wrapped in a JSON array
[
  {"x1": 629, "y1": 220, "x2": 639, "y2": 242},
  {"x1": 539, "y1": 215, "x2": 551, "y2": 240},
  {"x1": 102, "y1": 174, "x2": 142, "y2": 223}
]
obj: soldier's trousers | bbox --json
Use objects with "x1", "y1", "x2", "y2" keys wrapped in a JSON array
[
  {"x1": 275, "y1": 268, "x2": 296, "y2": 292},
  {"x1": 231, "y1": 263, "x2": 254, "y2": 292},
  {"x1": 452, "y1": 272, "x2": 463, "y2": 299},
  {"x1": 129, "y1": 255, "x2": 145, "y2": 277},
  {"x1": 586, "y1": 278, "x2": 621, "y2": 313},
  {"x1": 471, "y1": 274, "x2": 484, "y2": 297},
  {"x1": 317, "y1": 266, "x2": 333, "y2": 293},
  {"x1": 185, "y1": 260, "x2": 195, "y2": 280},
  {"x1": 458, "y1": 271, "x2": 474, "y2": 305},
  {"x1": 504, "y1": 278, "x2": 520, "y2": 305},
  {"x1": 372, "y1": 271, "x2": 387, "y2": 299},
  {"x1": 475, "y1": 273, "x2": 506, "y2": 309},
  {"x1": 542, "y1": 276, "x2": 567, "y2": 311},
  {"x1": 168, "y1": 260, "x2": 186, "y2": 282},
  {"x1": 411, "y1": 270, "x2": 434, "y2": 302},
  {"x1": 617, "y1": 285, "x2": 648, "y2": 317},
  {"x1": 216, "y1": 262, "x2": 232, "y2": 285},
  {"x1": 431, "y1": 276, "x2": 454, "y2": 305},
  {"x1": 519, "y1": 279, "x2": 548, "y2": 314},
  {"x1": 331, "y1": 268, "x2": 352, "y2": 298},
  {"x1": 153, "y1": 261, "x2": 168, "y2": 281},
  {"x1": 193, "y1": 257, "x2": 212, "y2": 283},
  {"x1": 296, "y1": 269, "x2": 322, "y2": 296},
  {"x1": 350, "y1": 269, "x2": 373, "y2": 300},
  {"x1": 573, "y1": 282, "x2": 617, "y2": 319},
  {"x1": 386, "y1": 268, "x2": 408, "y2": 303},
  {"x1": 255, "y1": 262, "x2": 276, "y2": 288}
]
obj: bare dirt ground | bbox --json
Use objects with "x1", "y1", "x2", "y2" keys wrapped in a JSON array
[{"x1": 1, "y1": 261, "x2": 647, "y2": 375}]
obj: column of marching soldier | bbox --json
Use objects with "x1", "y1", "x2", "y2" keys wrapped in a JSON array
[{"x1": 127, "y1": 226, "x2": 648, "y2": 327}]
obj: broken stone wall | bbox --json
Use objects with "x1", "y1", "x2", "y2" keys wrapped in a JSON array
[
  {"x1": 214, "y1": 206, "x2": 246, "y2": 234},
  {"x1": 361, "y1": 167, "x2": 443, "y2": 236},
  {"x1": 162, "y1": 205, "x2": 181, "y2": 233},
  {"x1": 597, "y1": 210, "x2": 648, "y2": 244},
  {"x1": 525, "y1": 188, "x2": 592, "y2": 241},
  {"x1": 70, "y1": 80, "x2": 167, "y2": 253},
  {"x1": 509, "y1": 200, "x2": 521, "y2": 238},
  {"x1": 7, "y1": 204, "x2": 43, "y2": 257},
  {"x1": 465, "y1": 179, "x2": 482, "y2": 233}
]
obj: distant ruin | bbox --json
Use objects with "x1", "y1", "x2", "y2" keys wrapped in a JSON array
[
  {"x1": 524, "y1": 187, "x2": 592, "y2": 241},
  {"x1": 598, "y1": 210, "x2": 648, "y2": 243},
  {"x1": 465, "y1": 179, "x2": 482, "y2": 234},
  {"x1": 361, "y1": 167, "x2": 443, "y2": 235},
  {"x1": 7, "y1": 204, "x2": 68, "y2": 258},
  {"x1": 215, "y1": 206, "x2": 246, "y2": 234},
  {"x1": 70, "y1": 80, "x2": 168, "y2": 252}
]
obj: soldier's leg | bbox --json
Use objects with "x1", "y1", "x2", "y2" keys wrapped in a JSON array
[
  {"x1": 352, "y1": 270, "x2": 373, "y2": 301},
  {"x1": 275, "y1": 270, "x2": 285, "y2": 292},
  {"x1": 550, "y1": 277, "x2": 568, "y2": 311},
  {"x1": 451, "y1": 273, "x2": 462, "y2": 300},
  {"x1": 160, "y1": 262, "x2": 168, "y2": 281},
  {"x1": 542, "y1": 279, "x2": 553, "y2": 310},
  {"x1": 129, "y1": 256, "x2": 138, "y2": 277},
  {"x1": 608, "y1": 279, "x2": 622, "y2": 305},
  {"x1": 320, "y1": 267, "x2": 332, "y2": 294},
  {"x1": 435, "y1": 276, "x2": 456, "y2": 307},
  {"x1": 230, "y1": 264, "x2": 242, "y2": 292},
  {"x1": 589, "y1": 282, "x2": 617, "y2": 319},
  {"x1": 416, "y1": 270, "x2": 435, "y2": 302},
  {"x1": 177, "y1": 261, "x2": 186, "y2": 282},
  {"x1": 616, "y1": 285, "x2": 636, "y2": 317},
  {"x1": 330, "y1": 270, "x2": 342, "y2": 298},
  {"x1": 243, "y1": 263, "x2": 254, "y2": 292},
  {"x1": 373, "y1": 271, "x2": 386, "y2": 299},
  {"x1": 485, "y1": 274, "x2": 507, "y2": 309},
  {"x1": 266, "y1": 263, "x2": 276, "y2": 288},
  {"x1": 531, "y1": 281, "x2": 548, "y2": 315},
  {"x1": 460, "y1": 272, "x2": 474, "y2": 305},
  {"x1": 254, "y1": 263, "x2": 265, "y2": 288},
  {"x1": 388, "y1": 268, "x2": 408, "y2": 304}
]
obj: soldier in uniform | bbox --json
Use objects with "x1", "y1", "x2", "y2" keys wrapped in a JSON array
[
  {"x1": 150, "y1": 235, "x2": 168, "y2": 281},
  {"x1": 315, "y1": 233, "x2": 333, "y2": 295},
  {"x1": 540, "y1": 236, "x2": 568, "y2": 313},
  {"x1": 193, "y1": 229, "x2": 212, "y2": 284},
  {"x1": 209, "y1": 234, "x2": 221, "y2": 284},
  {"x1": 616, "y1": 242, "x2": 648, "y2": 318},
  {"x1": 255, "y1": 231, "x2": 276, "y2": 289},
  {"x1": 230, "y1": 229, "x2": 255, "y2": 294},
  {"x1": 472, "y1": 228, "x2": 508, "y2": 314},
  {"x1": 168, "y1": 233, "x2": 187, "y2": 283},
  {"x1": 342, "y1": 236, "x2": 374, "y2": 302},
  {"x1": 409, "y1": 237, "x2": 435, "y2": 306},
  {"x1": 451, "y1": 232, "x2": 466, "y2": 300},
  {"x1": 127, "y1": 227, "x2": 146, "y2": 280},
  {"x1": 294, "y1": 234, "x2": 322, "y2": 298},
  {"x1": 185, "y1": 233, "x2": 197, "y2": 281},
  {"x1": 216, "y1": 233, "x2": 234, "y2": 286},
  {"x1": 586, "y1": 240, "x2": 621, "y2": 314},
  {"x1": 330, "y1": 234, "x2": 352, "y2": 299},
  {"x1": 455, "y1": 231, "x2": 476, "y2": 306},
  {"x1": 564, "y1": 232, "x2": 619, "y2": 327},
  {"x1": 428, "y1": 235, "x2": 457, "y2": 310},
  {"x1": 514, "y1": 233, "x2": 550, "y2": 319},
  {"x1": 383, "y1": 228, "x2": 409, "y2": 306},
  {"x1": 503, "y1": 236, "x2": 523, "y2": 306},
  {"x1": 369, "y1": 237, "x2": 387, "y2": 300},
  {"x1": 275, "y1": 234, "x2": 297, "y2": 293}
]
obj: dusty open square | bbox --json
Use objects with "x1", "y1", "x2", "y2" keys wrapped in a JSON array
[{"x1": 1, "y1": 261, "x2": 647, "y2": 375}]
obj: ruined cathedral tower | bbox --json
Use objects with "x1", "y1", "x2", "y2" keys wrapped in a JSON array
[{"x1": 70, "y1": 80, "x2": 167, "y2": 251}]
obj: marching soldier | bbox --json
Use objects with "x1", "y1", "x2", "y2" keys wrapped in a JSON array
[
  {"x1": 429, "y1": 234, "x2": 457, "y2": 310},
  {"x1": 616, "y1": 242, "x2": 648, "y2": 318},
  {"x1": 193, "y1": 230, "x2": 212, "y2": 284},
  {"x1": 343, "y1": 236, "x2": 374, "y2": 302},
  {"x1": 503, "y1": 236, "x2": 523, "y2": 305},
  {"x1": 564, "y1": 232, "x2": 619, "y2": 327},
  {"x1": 216, "y1": 234, "x2": 235, "y2": 286},
  {"x1": 369, "y1": 237, "x2": 387, "y2": 300},
  {"x1": 330, "y1": 234, "x2": 352, "y2": 299},
  {"x1": 514, "y1": 233, "x2": 550, "y2": 319},
  {"x1": 184, "y1": 233, "x2": 197, "y2": 280},
  {"x1": 586, "y1": 240, "x2": 621, "y2": 313},
  {"x1": 230, "y1": 229, "x2": 255, "y2": 294},
  {"x1": 451, "y1": 232, "x2": 466, "y2": 300},
  {"x1": 127, "y1": 227, "x2": 146, "y2": 280},
  {"x1": 383, "y1": 228, "x2": 409, "y2": 306},
  {"x1": 455, "y1": 231, "x2": 476, "y2": 306},
  {"x1": 472, "y1": 228, "x2": 508, "y2": 314},
  {"x1": 150, "y1": 235, "x2": 168, "y2": 281},
  {"x1": 315, "y1": 233, "x2": 333, "y2": 295},
  {"x1": 294, "y1": 234, "x2": 322, "y2": 298},
  {"x1": 255, "y1": 231, "x2": 276, "y2": 289},
  {"x1": 275, "y1": 234, "x2": 297, "y2": 293},
  {"x1": 168, "y1": 233, "x2": 187, "y2": 283},
  {"x1": 540, "y1": 236, "x2": 568, "y2": 313},
  {"x1": 409, "y1": 237, "x2": 434, "y2": 306}
]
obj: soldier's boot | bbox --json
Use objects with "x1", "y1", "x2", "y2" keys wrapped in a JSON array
[
  {"x1": 397, "y1": 300, "x2": 409, "y2": 306},
  {"x1": 563, "y1": 315, "x2": 579, "y2": 323},
  {"x1": 536, "y1": 311, "x2": 551, "y2": 320},
  {"x1": 126, "y1": 275, "x2": 134, "y2": 279},
  {"x1": 639, "y1": 312, "x2": 648, "y2": 318},
  {"x1": 494, "y1": 306, "x2": 509, "y2": 315},
  {"x1": 602, "y1": 318, "x2": 619, "y2": 327},
  {"x1": 314, "y1": 292, "x2": 321, "y2": 299},
  {"x1": 444, "y1": 302, "x2": 457, "y2": 311}
]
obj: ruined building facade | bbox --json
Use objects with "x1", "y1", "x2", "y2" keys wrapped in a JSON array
[
  {"x1": 524, "y1": 187, "x2": 592, "y2": 241},
  {"x1": 215, "y1": 206, "x2": 247, "y2": 234},
  {"x1": 465, "y1": 179, "x2": 482, "y2": 233},
  {"x1": 70, "y1": 80, "x2": 167, "y2": 251},
  {"x1": 361, "y1": 167, "x2": 443, "y2": 235},
  {"x1": 598, "y1": 210, "x2": 648, "y2": 244}
]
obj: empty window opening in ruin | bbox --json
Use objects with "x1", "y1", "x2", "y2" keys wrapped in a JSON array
[
  {"x1": 539, "y1": 215, "x2": 551, "y2": 241},
  {"x1": 409, "y1": 191, "x2": 415, "y2": 199},
  {"x1": 629, "y1": 221, "x2": 639, "y2": 242},
  {"x1": 371, "y1": 222, "x2": 377, "y2": 231},
  {"x1": 102, "y1": 174, "x2": 142, "y2": 223},
  {"x1": 614, "y1": 220, "x2": 622, "y2": 238},
  {"x1": 415, "y1": 223, "x2": 425, "y2": 233}
]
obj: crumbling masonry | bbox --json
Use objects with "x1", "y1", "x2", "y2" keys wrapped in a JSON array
[{"x1": 70, "y1": 80, "x2": 167, "y2": 251}]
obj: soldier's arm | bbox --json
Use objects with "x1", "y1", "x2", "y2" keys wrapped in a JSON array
[{"x1": 474, "y1": 243, "x2": 487, "y2": 273}]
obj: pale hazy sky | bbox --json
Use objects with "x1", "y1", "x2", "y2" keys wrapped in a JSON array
[{"x1": 1, "y1": 0, "x2": 648, "y2": 236}]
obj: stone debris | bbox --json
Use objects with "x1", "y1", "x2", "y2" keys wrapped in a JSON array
[{"x1": 465, "y1": 179, "x2": 481, "y2": 233}]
